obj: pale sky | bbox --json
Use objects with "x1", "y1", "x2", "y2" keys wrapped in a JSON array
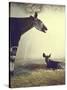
[{"x1": 10, "y1": 3, "x2": 65, "y2": 65}]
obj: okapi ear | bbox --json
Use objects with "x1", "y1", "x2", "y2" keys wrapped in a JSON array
[
  {"x1": 48, "y1": 54, "x2": 51, "y2": 57},
  {"x1": 43, "y1": 53, "x2": 46, "y2": 57},
  {"x1": 34, "y1": 12, "x2": 38, "y2": 18}
]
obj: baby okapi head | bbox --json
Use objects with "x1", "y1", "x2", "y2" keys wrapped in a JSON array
[{"x1": 43, "y1": 53, "x2": 51, "y2": 63}]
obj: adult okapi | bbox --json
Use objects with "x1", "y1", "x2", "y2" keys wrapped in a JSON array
[
  {"x1": 9, "y1": 12, "x2": 48, "y2": 75},
  {"x1": 43, "y1": 53, "x2": 64, "y2": 70}
]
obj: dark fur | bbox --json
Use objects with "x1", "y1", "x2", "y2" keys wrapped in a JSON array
[{"x1": 46, "y1": 59, "x2": 60, "y2": 69}]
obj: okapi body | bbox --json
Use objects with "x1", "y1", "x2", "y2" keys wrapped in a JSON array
[
  {"x1": 45, "y1": 59, "x2": 60, "y2": 69},
  {"x1": 43, "y1": 53, "x2": 64, "y2": 69}
]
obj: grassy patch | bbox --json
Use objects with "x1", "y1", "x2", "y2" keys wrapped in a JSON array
[{"x1": 10, "y1": 66, "x2": 65, "y2": 88}]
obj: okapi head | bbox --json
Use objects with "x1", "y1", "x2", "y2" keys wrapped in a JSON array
[
  {"x1": 33, "y1": 12, "x2": 48, "y2": 33},
  {"x1": 43, "y1": 53, "x2": 51, "y2": 63}
]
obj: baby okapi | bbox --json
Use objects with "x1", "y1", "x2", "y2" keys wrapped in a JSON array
[{"x1": 43, "y1": 53, "x2": 64, "y2": 69}]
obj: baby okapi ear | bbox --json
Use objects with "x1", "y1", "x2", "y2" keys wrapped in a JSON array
[
  {"x1": 43, "y1": 53, "x2": 46, "y2": 57},
  {"x1": 34, "y1": 12, "x2": 38, "y2": 18},
  {"x1": 48, "y1": 54, "x2": 51, "y2": 57}
]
